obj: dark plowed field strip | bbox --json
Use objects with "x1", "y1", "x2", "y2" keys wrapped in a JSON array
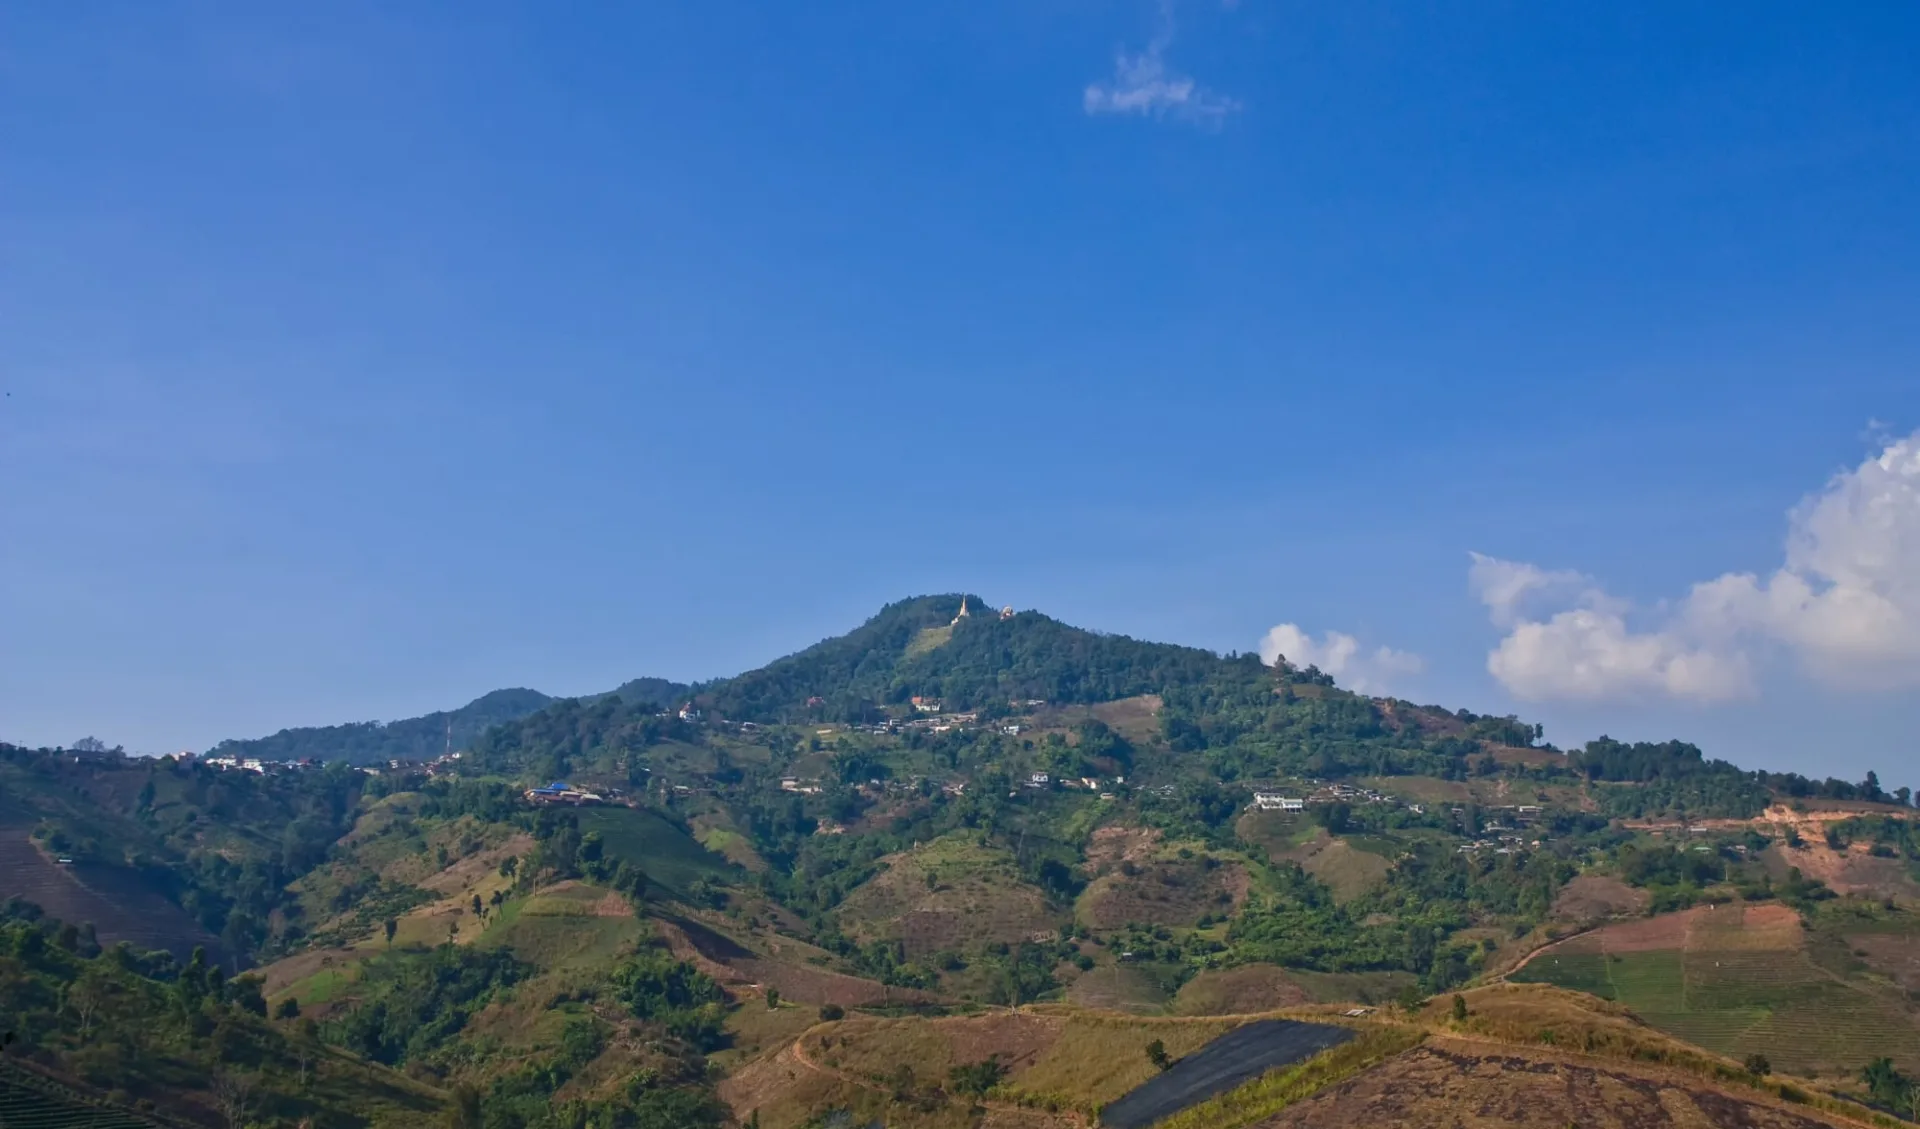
[
  {"x1": 0, "y1": 1060, "x2": 172, "y2": 1129},
  {"x1": 0, "y1": 834, "x2": 219, "y2": 962},
  {"x1": 1099, "y1": 1019, "x2": 1354, "y2": 1129}
]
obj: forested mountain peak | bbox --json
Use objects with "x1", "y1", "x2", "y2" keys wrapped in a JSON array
[{"x1": 691, "y1": 594, "x2": 1236, "y2": 722}]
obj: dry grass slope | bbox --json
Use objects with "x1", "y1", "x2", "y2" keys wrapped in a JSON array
[{"x1": 835, "y1": 833, "x2": 1063, "y2": 956}]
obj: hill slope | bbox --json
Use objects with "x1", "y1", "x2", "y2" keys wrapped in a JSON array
[
  {"x1": 699, "y1": 593, "x2": 1238, "y2": 722},
  {"x1": 206, "y1": 688, "x2": 560, "y2": 765},
  {"x1": 8, "y1": 593, "x2": 1920, "y2": 1129}
]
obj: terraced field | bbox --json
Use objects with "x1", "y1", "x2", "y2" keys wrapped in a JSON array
[
  {"x1": 573, "y1": 806, "x2": 738, "y2": 895},
  {"x1": 0, "y1": 831, "x2": 220, "y2": 961},
  {"x1": 477, "y1": 882, "x2": 645, "y2": 970},
  {"x1": 0, "y1": 1061, "x2": 172, "y2": 1129},
  {"x1": 1512, "y1": 904, "x2": 1919, "y2": 1076}
]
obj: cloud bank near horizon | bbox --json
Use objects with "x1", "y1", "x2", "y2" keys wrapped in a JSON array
[{"x1": 1474, "y1": 429, "x2": 1920, "y2": 704}]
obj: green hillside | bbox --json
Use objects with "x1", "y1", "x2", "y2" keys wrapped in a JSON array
[
  {"x1": 205, "y1": 688, "x2": 562, "y2": 766},
  {"x1": 204, "y1": 680, "x2": 698, "y2": 771},
  {"x1": 0, "y1": 1059, "x2": 180, "y2": 1129},
  {"x1": 4, "y1": 595, "x2": 1919, "y2": 1127},
  {"x1": 696, "y1": 594, "x2": 1234, "y2": 722}
]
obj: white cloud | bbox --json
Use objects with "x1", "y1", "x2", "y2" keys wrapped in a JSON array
[
  {"x1": 1084, "y1": 5, "x2": 1239, "y2": 125},
  {"x1": 1685, "y1": 431, "x2": 1920, "y2": 686},
  {"x1": 1259, "y1": 623, "x2": 1424, "y2": 695},
  {"x1": 1467, "y1": 552, "x2": 1587, "y2": 629},
  {"x1": 1475, "y1": 428, "x2": 1920, "y2": 703},
  {"x1": 1483, "y1": 602, "x2": 1752, "y2": 704}
]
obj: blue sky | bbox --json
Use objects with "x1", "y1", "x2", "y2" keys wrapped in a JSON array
[{"x1": 3, "y1": 2, "x2": 1917, "y2": 781}]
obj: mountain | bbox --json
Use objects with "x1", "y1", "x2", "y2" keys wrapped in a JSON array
[
  {"x1": 206, "y1": 687, "x2": 560, "y2": 766},
  {"x1": 207, "y1": 681, "x2": 697, "y2": 769},
  {"x1": 605, "y1": 676, "x2": 694, "y2": 707},
  {"x1": 695, "y1": 593, "x2": 1236, "y2": 723},
  {"x1": 6, "y1": 593, "x2": 1920, "y2": 1129}
]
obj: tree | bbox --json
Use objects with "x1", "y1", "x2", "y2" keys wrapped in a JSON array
[
  {"x1": 1863, "y1": 1057, "x2": 1913, "y2": 1110},
  {"x1": 766, "y1": 987, "x2": 781, "y2": 1010},
  {"x1": 446, "y1": 1082, "x2": 482, "y2": 1129},
  {"x1": 471, "y1": 893, "x2": 484, "y2": 919},
  {"x1": 1451, "y1": 994, "x2": 1468, "y2": 1022},
  {"x1": 66, "y1": 968, "x2": 110, "y2": 1036},
  {"x1": 276, "y1": 996, "x2": 301, "y2": 1020},
  {"x1": 948, "y1": 1056, "x2": 1007, "y2": 1097},
  {"x1": 820, "y1": 1004, "x2": 844, "y2": 1021},
  {"x1": 1744, "y1": 1054, "x2": 1771, "y2": 1076},
  {"x1": 211, "y1": 1071, "x2": 257, "y2": 1129},
  {"x1": 384, "y1": 917, "x2": 398, "y2": 948},
  {"x1": 1145, "y1": 1039, "x2": 1170, "y2": 1071}
]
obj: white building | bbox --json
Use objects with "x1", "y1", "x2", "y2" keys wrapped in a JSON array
[{"x1": 1252, "y1": 792, "x2": 1305, "y2": 812}]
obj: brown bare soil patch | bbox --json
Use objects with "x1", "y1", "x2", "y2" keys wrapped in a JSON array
[
  {"x1": 1763, "y1": 839, "x2": 1920, "y2": 902},
  {"x1": 910, "y1": 1012, "x2": 1064, "y2": 1071},
  {"x1": 417, "y1": 831, "x2": 533, "y2": 896},
  {"x1": 257, "y1": 946, "x2": 360, "y2": 996},
  {"x1": 736, "y1": 958, "x2": 941, "y2": 1008},
  {"x1": 1088, "y1": 694, "x2": 1164, "y2": 743},
  {"x1": 1849, "y1": 933, "x2": 1920, "y2": 991},
  {"x1": 1084, "y1": 825, "x2": 1163, "y2": 874},
  {"x1": 1078, "y1": 859, "x2": 1248, "y2": 929},
  {"x1": 1575, "y1": 908, "x2": 1694, "y2": 954},
  {"x1": 1376, "y1": 701, "x2": 1467, "y2": 737},
  {"x1": 836, "y1": 836, "x2": 1064, "y2": 957},
  {"x1": 1484, "y1": 744, "x2": 1566, "y2": 769},
  {"x1": 799, "y1": 1012, "x2": 1067, "y2": 1087},
  {"x1": 1550, "y1": 875, "x2": 1649, "y2": 924},
  {"x1": 1252, "y1": 1038, "x2": 1856, "y2": 1129},
  {"x1": 1284, "y1": 834, "x2": 1390, "y2": 904},
  {"x1": 588, "y1": 890, "x2": 633, "y2": 917},
  {"x1": 1173, "y1": 964, "x2": 1309, "y2": 1015},
  {"x1": 1721, "y1": 902, "x2": 1801, "y2": 947},
  {"x1": 1359, "y1": 775, "x2": 1473, "y2": 805},
  {"x1": 719, "y1": 1020, "x2": 1076, "y2": 1129},
  {"x1": 1066, "y1": 965, "x2": 1170, "y2": 1012},
  {"x1": 656, "y1": 915, "x2": 936, "y2": 1008},
  {"x1": 1551, "y1": 903, "x2": 1802, "y2": 957},
  {"x1": 717, "y1": 1042, "x2": 853, "y2": 1127}
]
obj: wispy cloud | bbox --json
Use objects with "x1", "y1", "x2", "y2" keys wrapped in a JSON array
[{"x1": 1084, "y1": 3, "x2": 1240, "y2": 126}]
